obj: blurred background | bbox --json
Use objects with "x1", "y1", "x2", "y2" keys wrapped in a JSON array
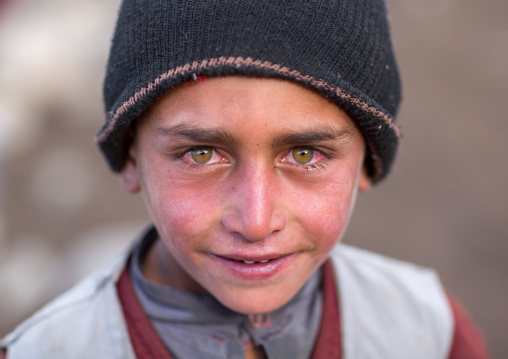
[{"x1": 0, "y1": 0, "x2": 507, "y2": 356}]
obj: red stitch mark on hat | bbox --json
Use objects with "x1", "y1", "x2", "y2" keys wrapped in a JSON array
[{"x1": 183, "y1": 73, "x2": 207, "y2": 87}]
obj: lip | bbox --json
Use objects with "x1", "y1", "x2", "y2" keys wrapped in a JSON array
[{"x1": 209, "y1": 252, "x2": 297, "y2": 280}]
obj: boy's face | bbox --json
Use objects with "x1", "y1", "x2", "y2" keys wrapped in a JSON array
[{"x1": 121, "y1": 76, "x2": 370, "y2": 314}]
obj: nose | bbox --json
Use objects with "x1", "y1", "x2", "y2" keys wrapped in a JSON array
[{"x1": 222, "y1": 163, "x2": 287, "y2": 242}]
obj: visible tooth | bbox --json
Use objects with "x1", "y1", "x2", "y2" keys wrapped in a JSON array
[
  {"x1": 243, "y1": 260, "x2": 256, "y2": 264},
  {"x1": 258, "y1": 259, "x2": 269, "y2": 263}
]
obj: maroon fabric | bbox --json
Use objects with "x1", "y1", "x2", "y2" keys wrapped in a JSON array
[
  {"x1": 311, "y1": 260, "x2": 342, "y2": 358},
  {"x1": 117, "y1": 267, "x2": 175, "y2": 359},
  {"x1": 447, "y1": 294, "x2": 491, "y2": 359}
]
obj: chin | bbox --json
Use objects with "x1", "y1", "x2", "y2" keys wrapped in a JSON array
[{"x1": 212, "y1": 285, "x2": 298, "y2": 315}]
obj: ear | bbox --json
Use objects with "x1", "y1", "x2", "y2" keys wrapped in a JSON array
[
  {"x1": 119, "y1": 150, "x2": 140, "y2": 193},
  {"x1": 358, "y1": 167, "x2": 371, "y2": 192}
]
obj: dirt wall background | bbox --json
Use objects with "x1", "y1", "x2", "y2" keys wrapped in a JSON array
[{"x1": 1, "y1": 0, "x2": 507, "y2": 356}]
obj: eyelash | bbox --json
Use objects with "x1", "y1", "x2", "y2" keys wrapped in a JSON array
[
  {"x1": 303, "y1": 163, "x2": 328, "y2": 172},
  {"x1": 174, "y1": 146, "x2": 333, "y2": 172}
]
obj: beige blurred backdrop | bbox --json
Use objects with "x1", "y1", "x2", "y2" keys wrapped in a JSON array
[{"x1": 1, "y1": 0, "x2": 507, "y2": 357}]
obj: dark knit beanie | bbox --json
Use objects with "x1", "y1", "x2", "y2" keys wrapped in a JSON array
[{"x1": 97, "y1": 0, "x2": 401, "y2": 183}]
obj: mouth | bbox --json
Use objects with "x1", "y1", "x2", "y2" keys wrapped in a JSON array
[
  {"x1": 239, "y1": 259, "x2": 270, "y2": 264},
  {"x1": 208, "y1": 252, "x2": 297, "y2": 280},
  {"x1": 226, "y1": 255, "x2": 281, "y2": 264}
]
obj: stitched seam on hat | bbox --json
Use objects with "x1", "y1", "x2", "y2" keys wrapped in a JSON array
[{"x1": 96, "y1": 56, "x2": 400, "y2": 145}]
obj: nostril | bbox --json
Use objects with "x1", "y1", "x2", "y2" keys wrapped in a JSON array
[
  {"x1": 222, "y1": 211, "x2": 242, "y2": 234},
  {"x1": 273, "y1": 212, "x2": 288, "y2": 232}
]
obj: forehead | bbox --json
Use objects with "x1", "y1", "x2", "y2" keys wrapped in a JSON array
[{"x1": 137, "y1": 76, "x2": 360, "y2": 138}]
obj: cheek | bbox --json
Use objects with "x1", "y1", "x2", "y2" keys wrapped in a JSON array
[
  {"x1": 140, "y1": 171, "x2": 221, "y2": 245},
  {"x1": 293, "y1": 176, "x2": 358, "y2": 247}
]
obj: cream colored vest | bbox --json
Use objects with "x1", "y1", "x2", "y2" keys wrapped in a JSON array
[{"x1": 1, "y1": 243, "x2": 453, "y2": 359}]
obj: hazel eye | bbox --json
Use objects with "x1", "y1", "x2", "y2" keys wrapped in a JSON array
[
  {"x1": 279, "y1": 146, "x2": 329, "y2": 169},
  {"x1": 182, "y1": 147, "x2": 229, "y2": 167},
  {"x1": 190, "y1": 147, "x2": 213, "y2": 163},
  {"x1": 292, "y1": 147, "x2": 314, "y2": 164}
]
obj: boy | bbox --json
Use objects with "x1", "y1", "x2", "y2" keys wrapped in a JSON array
[{"x1": 1, "y1": 0, "x2": 489, "y2": 358}]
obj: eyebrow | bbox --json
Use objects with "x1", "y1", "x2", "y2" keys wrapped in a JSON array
[
  {"x1": 156, "y1": 124, "x2": 238, "y2": 144},
  {"x1": 271, "y1": 126, "x2": 356, "y2": 147},
  {"x1": 155, "y1": 124, "x2": 355, "y2": 146}
]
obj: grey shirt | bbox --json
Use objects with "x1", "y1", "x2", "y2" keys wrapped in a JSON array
[{"x1": 129, "y1": 231, "x2": 323, "y2": 359}]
